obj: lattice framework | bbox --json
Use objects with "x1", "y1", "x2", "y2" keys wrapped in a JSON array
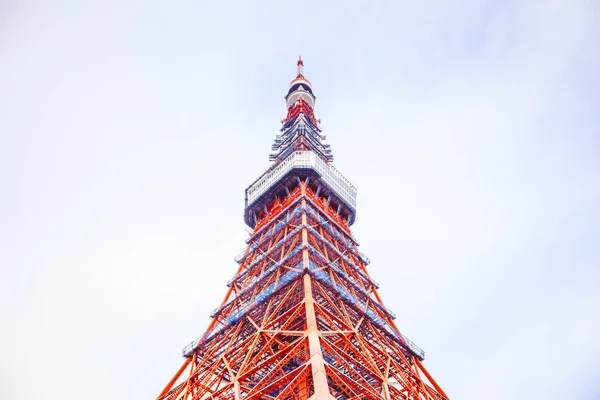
[
  {"x1": 158, "y1": 181, "x2": 448, "y2": 400},
  {"x1": 157, "y1": 57, "x2": 448, "y2": 400}
]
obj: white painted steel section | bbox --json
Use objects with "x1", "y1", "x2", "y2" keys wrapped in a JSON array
[{"x1": 245, "y1": 151, "x2": 357, "y2": 209}]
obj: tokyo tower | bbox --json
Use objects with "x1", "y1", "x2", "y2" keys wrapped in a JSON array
[{"x1": 157, "y1": 58, "x2": 449, "y2": 400}]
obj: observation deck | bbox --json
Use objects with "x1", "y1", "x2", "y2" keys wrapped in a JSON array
[{"x1": 244, "y1": 151, "x2": 357, "y2": 227}]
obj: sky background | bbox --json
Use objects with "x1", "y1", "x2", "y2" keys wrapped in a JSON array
[{"x1": 1, "y1": 0, "x2": 600, "y2": 399}]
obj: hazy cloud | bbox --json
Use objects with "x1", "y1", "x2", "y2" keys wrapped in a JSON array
[{"x1": 1, "y1": 1, "x2": 599, "y2": 399}]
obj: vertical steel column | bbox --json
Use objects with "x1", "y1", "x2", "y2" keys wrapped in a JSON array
[{"x1": 301, "y1": 198, "x2": 331, "y2": 399}]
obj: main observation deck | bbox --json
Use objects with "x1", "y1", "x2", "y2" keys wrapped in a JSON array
[{"x1": 244, "y1": 151, "x2": 357, "y2": 228}]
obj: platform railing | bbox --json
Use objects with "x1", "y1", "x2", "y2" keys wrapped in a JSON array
[{"x1": 245, "y1": 151, "x2": 357, "y2": 211}]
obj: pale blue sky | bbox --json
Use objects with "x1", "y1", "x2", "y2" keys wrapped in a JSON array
[{"x1": 1, "y1": 1, "x2": 599, "y2": 399}]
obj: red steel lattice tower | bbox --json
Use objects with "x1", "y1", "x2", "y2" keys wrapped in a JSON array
[{"x1": 157, "y1": 58, "x2": 449, "y2": 400}]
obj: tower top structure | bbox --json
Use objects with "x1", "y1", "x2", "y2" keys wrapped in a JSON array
[
  {"x1": 244, "y1": 59, "x2": 354, "y2": 227},
  {"x1": 285, "y1": 56, "x2": 316, "y2": 117}
]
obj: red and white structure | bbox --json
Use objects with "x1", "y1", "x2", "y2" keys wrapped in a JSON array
[{"x1": 157, "y1": 58, "x2": 449, "y2": 400}]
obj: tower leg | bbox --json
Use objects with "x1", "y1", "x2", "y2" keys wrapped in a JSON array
[
  {"x1": 304, "y1": 273, "x2": 331, "y2": 400},
  {"x1": 302, "y1": 205, "x2": 331, "y2": 399}
]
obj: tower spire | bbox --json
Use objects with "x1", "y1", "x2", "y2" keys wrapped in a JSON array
[{"x1": 297, "y1": 55, "x2": 304, "y2": 76}]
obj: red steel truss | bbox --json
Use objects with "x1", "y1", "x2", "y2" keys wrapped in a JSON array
[
  {"x1": 157, "y1": 58, "x2": 448, "y2": 400},
  {"x1": 158, "y1": 182, "x2": 449, "y2": 400}
]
